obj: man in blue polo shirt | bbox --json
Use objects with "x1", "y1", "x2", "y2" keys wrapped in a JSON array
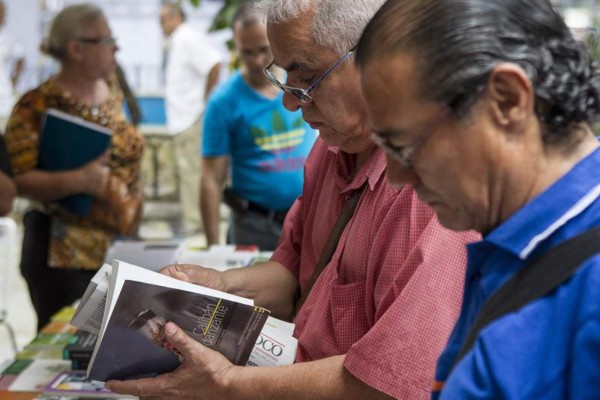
[
  {"x1": 357, "y1": 0, "x2": 600, "y2": 398},
  {"x1": 200, "y1": 3, "x2": 315, "y2": 250}
]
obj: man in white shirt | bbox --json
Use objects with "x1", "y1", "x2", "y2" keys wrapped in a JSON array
[
  {"x1": 159, "y1": 2, "x2": 220, "y2": 234},
  {"x1": 0, "y1": 0, "x2": 25, "y2": 130}
]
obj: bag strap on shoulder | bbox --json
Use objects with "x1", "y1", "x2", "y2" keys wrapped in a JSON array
[{"x1": 293, "y1": 182, "x2": 368, "y2": 316}]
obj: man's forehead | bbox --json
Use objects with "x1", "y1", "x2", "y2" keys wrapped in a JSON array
[
  {"x1": 269, "y1": 36, "x2": 336, "y2": 72},
  {"x1": 266, "y1": 15, "x2": 327, "y2": 71},
  {"x1": 270, "y1": 43, "x2": 319, "y2": 71}
]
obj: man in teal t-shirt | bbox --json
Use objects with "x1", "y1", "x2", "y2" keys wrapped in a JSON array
[{"x1": 200, "y1": 3, "x2": 316, "y2": 250}]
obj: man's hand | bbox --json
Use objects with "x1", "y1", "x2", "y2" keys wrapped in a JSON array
[
  {"x1": 160, "y1": 263, "x2": 229, "y2": 292},
  {"x1": 106, "y1": 322, "x2": 237, "y2": 399}
]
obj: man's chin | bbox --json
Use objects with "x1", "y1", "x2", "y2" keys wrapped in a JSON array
[
  {"x1": 318, "y1": 127, "x2": 344, "y2": 146},
  {"x1": 435, "y1": 210, "x2": 476, "y2": 232}
]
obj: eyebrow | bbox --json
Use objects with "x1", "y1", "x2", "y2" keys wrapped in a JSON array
[{"x1": 279, "y1": 60, "x2": 317, "y2": 73}]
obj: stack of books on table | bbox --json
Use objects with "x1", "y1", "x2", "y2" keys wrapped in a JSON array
[
  {"x1": 104, "y1": 239, "x2": 184, "y2": 272},
  {"x1": 0, "y1": 306, "x2": 123, "y2": 398},
  {"x1": 105, "y1": 238, "x2": 273, "y2": 273},
  {"x1": 177, "y1": 243, "x2": 272, "y2": 271},
  {"x1": 63, "y1": 330, "x2": 98, "y2": 371}
]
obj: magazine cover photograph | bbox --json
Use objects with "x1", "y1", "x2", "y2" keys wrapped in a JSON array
[{"x1": 88, "y1": 280, "x2": 269, "y2": 382}]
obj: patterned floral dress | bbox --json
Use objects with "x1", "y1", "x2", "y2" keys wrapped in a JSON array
[{"x1": 5, "y1": 76, "x2": 144, "y2": 270}]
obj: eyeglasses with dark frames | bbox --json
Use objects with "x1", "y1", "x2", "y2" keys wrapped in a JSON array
[
  {"x1": 371, "y1": 106, "x2": 452, "y2": 170},
  {"x1": 76, "y1": 37, "x2": 117, "y2": 46},
  {"x1": 263, "y1": 47, "x2": 355, "y2": 104},
  {"x1": 370, "y1": 91, "x2": 470, "y2": 170}
]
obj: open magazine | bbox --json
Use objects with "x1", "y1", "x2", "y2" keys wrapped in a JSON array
[{"x1": 71, "y1": 261, "x2": 298, "y2": 382}]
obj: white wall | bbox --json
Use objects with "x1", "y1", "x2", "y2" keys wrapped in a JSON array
[{"x1": 2, "y1": 0, "x2": 42, "y2": 92}]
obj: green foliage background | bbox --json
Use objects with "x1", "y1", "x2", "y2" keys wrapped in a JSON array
[{"x1": 187, "y1": 0, "x2": 246, "y2": 31}]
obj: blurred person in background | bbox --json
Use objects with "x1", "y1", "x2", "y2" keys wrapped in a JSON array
[
  {"x1": 159, "y1": 1, "x2": 221, "y2": 234},
  {"x1": 357, "y1": 0, "x2": 600, "y2": 398},
  {"x1": 0, "y1": 133, "x2": 15, "y2": 215},
  {"x1": 4, "y1": 3, "x2": 144, "y2": 331},
  {"x1": 200, "y1": 1, "x2": 317, "y2": 251},
  {"x1": 0, "y1": 0, "x2": 25, "y2": 131}
]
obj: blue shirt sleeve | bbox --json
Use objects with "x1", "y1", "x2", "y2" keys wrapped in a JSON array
[{"x1": 202, "y1": 91, "x2": 231, "y2": 157}]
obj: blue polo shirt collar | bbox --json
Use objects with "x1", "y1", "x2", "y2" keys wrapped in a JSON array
[{"x1": 485, "y1": 147, "x2": 600, "y2": 260}]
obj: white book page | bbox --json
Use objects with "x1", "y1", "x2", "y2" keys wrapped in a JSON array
[
  {"x1": 264, "y1": 316, "x2": 295, "y2": 336},
  {"x1": 247, "y1": 323, "x2": 298, "y2": 367},
  {"x1": 70, "y1": 264, "x2": 112, "y2": 334}
]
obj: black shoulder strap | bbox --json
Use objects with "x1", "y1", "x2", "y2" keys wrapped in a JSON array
[
  {"x1": 452, "y1": 226, "x2": 600, "y2": 370},
  {"x1": 293, "y1": 182, "x2": 368, "y2": 316}
]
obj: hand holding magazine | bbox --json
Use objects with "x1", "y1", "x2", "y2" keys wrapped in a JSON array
[{"x1": 72, "y1": 260, "x2": 298, "y2": 382}]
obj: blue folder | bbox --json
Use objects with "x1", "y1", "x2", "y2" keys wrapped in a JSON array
[{"x1": 39, "y1": 109, "x2": 113, "y2": 216}]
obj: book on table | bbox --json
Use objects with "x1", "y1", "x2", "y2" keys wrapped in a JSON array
[
  {"x1": 0, "y1": 358, "x2": 70, "y2": 392},
  {"x1": 39, "y1": 108, "x2": 112, "y2": 216},
  {"x1": 62, "y1": 329, "x2": 97, "y2": 370},
  {"x1": 104, "y1": 239, "x2": 184, "y2": 272},
  {"x1": 71, "y1": 260, "x2": 279, "y2": 382},
  {"x1": 43, "y1": 370, "x2": 132, "y2": 398}
]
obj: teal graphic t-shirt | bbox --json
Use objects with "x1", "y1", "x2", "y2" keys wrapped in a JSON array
[{"x1": 202, "y1": 71, "x2": 317, "y2": 211}]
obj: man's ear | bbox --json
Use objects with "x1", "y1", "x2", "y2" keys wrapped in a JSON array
[{"x1": 486, "y1": 63, "x2": 535, "y2": 131}]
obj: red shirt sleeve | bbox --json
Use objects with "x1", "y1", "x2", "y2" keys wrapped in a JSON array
[{"x1": 271, "y1": 196, "x2": 304, "y2": 278}]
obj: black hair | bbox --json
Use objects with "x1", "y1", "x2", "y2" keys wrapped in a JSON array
[{"x1": 356, "y1": 0, "x2": 600, "y2": 143}]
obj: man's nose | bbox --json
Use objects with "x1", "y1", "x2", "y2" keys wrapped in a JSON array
[{"x1": 282, "y1": 91, "x2": 303, "y2": 112}]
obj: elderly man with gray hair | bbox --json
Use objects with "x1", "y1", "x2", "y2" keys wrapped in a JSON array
[{"x1": 107, "y1": 1, "x2": 478, "y2": 398}]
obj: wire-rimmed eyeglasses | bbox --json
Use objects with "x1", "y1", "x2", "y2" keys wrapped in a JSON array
[{"x1": 263, "y1": 48, "x2": 355, "y2": 104}]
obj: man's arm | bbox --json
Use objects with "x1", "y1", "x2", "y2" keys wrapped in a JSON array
[
  {"x1": 0, "y1": 171, "x2": 16, "y2": 216},
  {"x1": 200, "y1": 156, "x2": 229, "y2": 246},
  {"x1": 204, "y1": 62, "x2": 222, "y2": 100},
  {"x1": 163, "y1": 259, "x2": 297, "y2": 320},
  {"x1": 224, "y1": 260, "x2": 297, "y2": 319},
  {"x1": 107, "y1": 322, "x2": 393, "y2": 400}
]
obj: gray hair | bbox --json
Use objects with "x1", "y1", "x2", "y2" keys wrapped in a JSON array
[
  {"x1": 255, "y1": 0, "x2": 385, "y2": 55},
  {"x1": 40, "y1": 3, "x2": 105, "y2": 61}
]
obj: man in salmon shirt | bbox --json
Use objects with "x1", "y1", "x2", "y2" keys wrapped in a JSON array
[{"x1": 108, "y1": 1, "x2": 479, "y2": 398}]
